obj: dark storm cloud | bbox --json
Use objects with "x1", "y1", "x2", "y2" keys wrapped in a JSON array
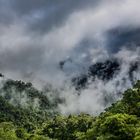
[
  {"x1": 106, "y1": 28, "x2": 140, "y2": 53},
  {"x1": 0, "y1": 0, "x2": 140, "y2": 114},
  {"x1": 3, "y1": 0, "x2": 99, "y2": 33},
  {"x1": 0, "y1": 0, "x2": 15, "y2": 24},
  {"x1": 11, "y1": 0, "x2": 99, "y2": 16},
  {"x1": 0, "y1": 0, "x2": 140, "y2": 86}
]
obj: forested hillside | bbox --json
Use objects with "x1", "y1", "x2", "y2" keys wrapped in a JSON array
[
  {"x1": 0, "y1": 79, "x2": 140, "y2": 140},
  {"x1": 0, "y1": 1, "x2": 140, "y2": 140}
]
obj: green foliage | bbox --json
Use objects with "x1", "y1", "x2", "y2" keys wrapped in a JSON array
[
  {"x1": 41, "y1": 114, "x2": 95, "y2": 140},
  {"x1": 0, "y1": 79, "x2": 140, "y2": 139},
  {"x1": 106, "y1": 82, "x2": 140, "y2": 117},
  {"x1": 0, "y1": 80, "x2": 58, "y2": 111},
  {"x1": 97, "y1": 114, "x2": 137, "y2": 139},
  {"x1": 0, "y1": 122, "x2": 20, "y2": 140},
  {"x1": 0, "y1": 80, "x2": 62, "y2": 130},
  {"x1": 134, "y1": 127, "x2": 140, "y2": 140},
  {"x1": 122, "y1": 88, "x2": 140, "y2": 116}
]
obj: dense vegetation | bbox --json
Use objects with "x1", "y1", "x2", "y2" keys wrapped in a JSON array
[
  {"x1": 0, "y1": 78, "x2": 140, "y2": 140},
  {"x1": 72, "y1": 59, "x2": 139, "y2": 90}
]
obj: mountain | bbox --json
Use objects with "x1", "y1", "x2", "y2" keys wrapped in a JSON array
[
  {"x1": 72, "y1": 59, "x2": 140, "y2": 90},
  {"x1": 0, "y1": 78, "x2": 140, "y2": 139}
]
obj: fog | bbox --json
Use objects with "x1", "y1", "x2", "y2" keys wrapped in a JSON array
[{"x1": 0, "y1": 0, "x2": 140, "y2": 114}]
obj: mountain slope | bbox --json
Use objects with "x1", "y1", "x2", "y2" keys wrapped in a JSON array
[{"x1": 0, "y1": 79, "x2": 140, "y2": 139}]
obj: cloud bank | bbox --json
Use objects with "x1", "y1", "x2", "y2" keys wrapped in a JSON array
[{"x1": 0, "y1": 0, "x2": 140, "y2": 114}]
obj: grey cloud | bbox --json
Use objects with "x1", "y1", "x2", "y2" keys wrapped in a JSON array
[
  {"x1": 4, "y1": 0, "x2": 100, "y2": 33},
  {"x1": 0, "y1": 45, "x2": 44, "y2": 72},
  {"x1": 0, "y1": 0, "x2": 15, "y2": 24},
  {"x1": 59, "y1": 47, "x2": 140, "y2": 115},
  {"x1": 0, "y1": 0, "x2": 140, "y2": 80},
  {"x1": 11, "y1": 0, "x2": 99, "y2": 16},
  {"x1": 0, "y1": 0, "x2": 140, "y2": 114},
  {"x1": 106, "y1": 28, "x2": 140, "y2": 53}
]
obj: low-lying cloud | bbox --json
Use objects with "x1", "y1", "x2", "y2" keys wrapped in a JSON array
[
  {"x1": 59, "y1": 47, "x2": 140, "y2": 115},
  {"x1": 0, "y1": 0, "x2": 140, "y2": 114}
]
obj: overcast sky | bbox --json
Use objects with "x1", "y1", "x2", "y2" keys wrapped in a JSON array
[{"x1": 0, "y1": 0, "x2": 140, "y2": 87}]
